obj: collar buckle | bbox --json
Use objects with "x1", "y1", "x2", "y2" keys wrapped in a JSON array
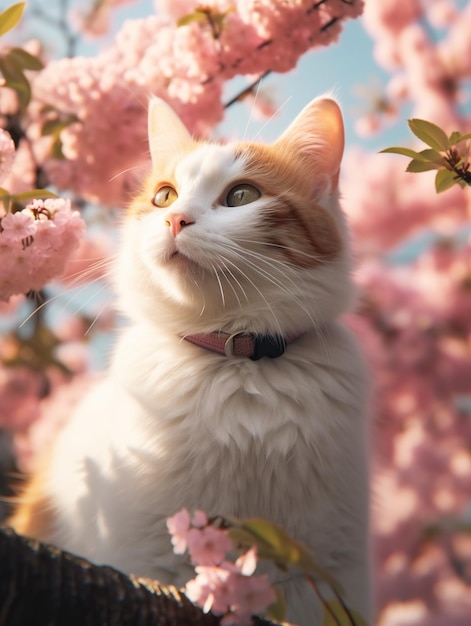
[{"x1": 223, "y1": 331, "x2": 247, "y2": 357}]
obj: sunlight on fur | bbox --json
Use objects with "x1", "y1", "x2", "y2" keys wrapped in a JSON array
[{"x1": 9, "y1": 96, "x2": 371, "y2": 626}]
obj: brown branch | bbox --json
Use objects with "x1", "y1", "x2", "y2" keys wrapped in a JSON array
[
  {"x1": 0, "y1": 528, "x2": 276, "y2": 626},
  {"x1": 224, "y1": 71, "x2": 272, "y2": 109},
  {"x1": 0, "y1": 527, "x2": 221, "y2": 626}
]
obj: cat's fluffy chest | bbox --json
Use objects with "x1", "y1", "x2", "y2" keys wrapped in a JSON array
[{"x1": 45, "y1": 321, "x2": 367, "y2": 580}]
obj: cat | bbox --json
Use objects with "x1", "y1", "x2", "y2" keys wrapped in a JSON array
[{"x1": 9, "y1": 96, "x2": 371, "y2": 626}]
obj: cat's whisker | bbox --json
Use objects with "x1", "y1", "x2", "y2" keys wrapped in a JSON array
[
  {"x1": 213, "y1": 240, "x2": 330, "y2": 334},
  {"x1": 232, "y1": 252, "x2": 317, "y2": 329},
  {"x1": 242, "y1": 75, "x2": 263, "y2": 142},
  {"x1": 191, "y1": 276, "x2": 207, "y2": 317},
  {"x1": 19, "y1": 262, "x2": 114, "y2": 338},
  {"x1": 66, "y1": 260, "x2": 114, "y2": 292},
  {"x1": 65, "y1": 281, "x2": 110, "y2": 320},
  {"x1": 253, "y1": 95, "x2": 292, "y2": 142},
  {"x1": 215, "y1": 259, "x2": 246, "y2": 307},
  {"x1": 108, "y1": 164, "x2": 143, "y2": 183},
  {"x1": 61, "y1": 256, "x2": 114, "y2": 283},
  {"x1": 230, "y1": 244, "x2": 309, "y2": 288},
  {"x1": 84, "y1": 299, "x2": 110, "y2": 336},
  {"x1": 218, "y1": 240, "x2": 308, "y2": 297},
  {"x1": 196, "y1": 287, "x2": 207, "y2": 317},
  {"x1": 211, "y1": 262, "x2": 226, "y2": 309},
  {"x1": 47, "y1": 258, "x2": 115, "y2": 326},
  {"x1": 233, "y1": 237, "x2": 342, "y2": 266},
  {"x1": 211, "y1": 248, "x2": 284, "y2": 336},
  {"x1": 19, "y1": 292, "x2": 61, "y2": 329}
]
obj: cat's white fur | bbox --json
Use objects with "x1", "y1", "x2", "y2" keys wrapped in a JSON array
[{"x1": 14, "y1": 97, "x2": 371, "y2": 625}]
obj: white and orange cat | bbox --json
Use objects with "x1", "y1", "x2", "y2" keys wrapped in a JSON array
[{"x1": 10, "y1": 96, "x2": 370, "y2": 625}]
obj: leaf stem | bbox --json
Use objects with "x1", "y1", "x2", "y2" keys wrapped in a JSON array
[
  {"x1": 332, "y1": 586, "x2": 359, "y2": 626},
  {"x1": 305, "y1": 574, "x2": 343, "y2": 626}
]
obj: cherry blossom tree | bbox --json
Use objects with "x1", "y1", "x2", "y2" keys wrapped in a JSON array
[{"x1": 0, "y1": 1, "x2": 470, "y2": 625}]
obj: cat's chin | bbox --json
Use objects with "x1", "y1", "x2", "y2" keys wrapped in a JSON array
[
  {"x1": 157, "y1": 249, "x2": 208, "y2": 292},
  {"x1": 162, "y1": 249, "x2": 199, "y2": 270}
]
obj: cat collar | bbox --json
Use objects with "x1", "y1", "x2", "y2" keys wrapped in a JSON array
[{"x1": 183, "y1": 331, "x2": 302, "y2": 360}]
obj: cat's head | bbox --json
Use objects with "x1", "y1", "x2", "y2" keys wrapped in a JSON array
[{"x1": 117, "y1": 96, "x2": 355, "y2": 336}]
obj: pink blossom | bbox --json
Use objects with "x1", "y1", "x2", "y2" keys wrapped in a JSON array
[
  {"x1": 186, "y1": 526, "x2": 233, "y2": 566},
  {"x1": 185, "y1": 565, "x2": 234, "y2": 615},
  {"x1": 192, "y1": 509, "x2": 208, "y2": 528},
  {"x1": 0, "y1": 139, "x2": 36, "y2": 194},
  {"x1": 226, "y1": 573, "x2": 276, "y2": 623},
  {"x1": 0, "y1": 199, "x2": 85, "y2": 301},
  {"x1": 166, "y1": 508, "x2": 191, "y2": 554},
  {"x1": 0, "y1": 211, "x2": 36, "y2": 242},
  {"x1": 185, "y1": 563, "x2": 276, "y2": 622},
  {"x1": 235, "y1": 546, "x2": 257, "y2": 576},
  {"x1": 0, "y1": 129, "x2": 15, "y2": 183}
]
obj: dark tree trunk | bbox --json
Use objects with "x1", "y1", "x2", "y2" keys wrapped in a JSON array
[{"x1": 0, "y1": 527, "x2": 232, "y2": 626}]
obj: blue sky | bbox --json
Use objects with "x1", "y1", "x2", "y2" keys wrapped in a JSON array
[{"x1": 219, "y1": 17, "x2": 395, "y2": 150}]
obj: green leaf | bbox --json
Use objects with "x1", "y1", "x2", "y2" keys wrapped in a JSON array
[
  {"x1": 454, "y1": 132, "x2": 471, "y2": 144},
  {"x1": 8, "y1": 47, "x2": 43, "y2": 71},
  {"x1": 12, "y1": 189, "x2": 58, "y2": 202},
  {"x1": 50, "y1": 136, "x2": 65, "y2": 159},
  {"x1": 265, "y1": 585, "x2": 286, "y2": 623},
  {"x1": 406, "y1": 159, "x2": 440, "y2": 173},
  {"x1": 448, "y1": 131, "x2": 462, "y2": 145},
  {"x1": 408, "y1": 118, "x2": 450, "y2": 151},
  {"x1": 435, "y1": 169, "x2": 457, "y2": 193},
  {"x1": 417, "y1": 149, "x2": 447, "y2": 166},
  {"x1": 177, "y1": 9, "x2": 208, "y2": 27},
  {"x1": 322, "y1": 600, "x2": 369, "y2": 626},
  {"x1": 0, "y1": 187, "x2": 11, "y2": 198},
  {"x1": 228, "y1": 517, "x2": 342, "y2": 594},
  {"x1": 41, "y1": 115, "x2": 78, "y2": 137},
  {"x1": 0, "y1": 2, "x2": 26, "y2": 37},
  {"x1": 0, "y1": 55, "x2": 31, "y2": 111},
  {"x1": 379, "y1": 146, "x2": 424, "y2": 160}
]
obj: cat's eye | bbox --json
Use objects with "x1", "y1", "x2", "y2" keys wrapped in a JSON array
[
  {"x1": 225, "y1": 183, "x2": 261, "y2": 207},
  {"x1": 153, "y1": 185, "x2": 178, "y2": 208}
]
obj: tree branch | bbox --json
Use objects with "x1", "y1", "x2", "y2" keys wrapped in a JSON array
[
  {"x1": 0, "y1": 527, "x2": 222, "y2": 626},
  {"x1": 0, "y1": 528, "x2": 276, "y2": 626}
]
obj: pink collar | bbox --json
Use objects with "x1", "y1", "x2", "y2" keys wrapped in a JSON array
[{"x1": 183, "y1": 331, "x2": 303, "y2": 360}]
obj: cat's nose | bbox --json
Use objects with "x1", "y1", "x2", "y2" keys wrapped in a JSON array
[{"x1": 165, "y1": 213, "x2": 194, "y2": 237}]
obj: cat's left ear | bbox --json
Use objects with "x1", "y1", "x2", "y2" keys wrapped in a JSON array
[
  {"x1": 148, "y1": 97, "x2": 194, "y2": 169},
  {"x1": 275, "y1": 97, "x2": 344, "y2": 196}
]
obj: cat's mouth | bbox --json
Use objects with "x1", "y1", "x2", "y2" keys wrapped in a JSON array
[{"x1": 164, "y1": 247, "x2": 199, "y2": 269}]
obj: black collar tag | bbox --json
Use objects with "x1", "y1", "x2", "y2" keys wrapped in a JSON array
[{"x1": 250, "y1": 334, "x2": 287, "y2": 361}]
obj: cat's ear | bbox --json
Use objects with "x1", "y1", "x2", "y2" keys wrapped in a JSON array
[
  {"x1": 148, "y1": 97, "x2": 194, "y2": 169},
  {"x1": 275, "y1": 97, "x2": 344, "y2": 196}
]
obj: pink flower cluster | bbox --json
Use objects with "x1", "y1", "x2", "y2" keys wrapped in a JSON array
[
  {"x1": 345, "y1": 231, "x2": 471, "y2": 626},
  {"x1": 357, "y1": 0, "x2": 471, "y2": 137},
  {"x1": 167, "y1": 508, "x2": 276, "y2": 625},
  {"x1": 342, "y1": 149, "x2": 469, "y2": 256},
  {"x1": 27, "y1": 0, "x2": 363, "y2": 206},
  {"x1": 0, "y1": 129, "x2": 15, "y2": 183},
  {"x1": 0, "y1": 198, "x2": 86, "y2": 301}
]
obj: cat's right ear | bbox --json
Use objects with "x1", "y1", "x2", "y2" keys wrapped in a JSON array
[{"x1": 148, "y1": 98, "x2": 194, "y2": 169}]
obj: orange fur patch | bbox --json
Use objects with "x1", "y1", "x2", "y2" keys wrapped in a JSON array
[
  {"x1": 127, "y1": 175, "x2": 177, "y2": 218},
  {"x1": 237, "y1": 143, "x2": 343, "y2": 267},
  {"x1": 128, "y1": 142, "x2": 202, "y2": 217},
  {"x1": 7, "y1": 465, "x2": 55, "y2": 540}
]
